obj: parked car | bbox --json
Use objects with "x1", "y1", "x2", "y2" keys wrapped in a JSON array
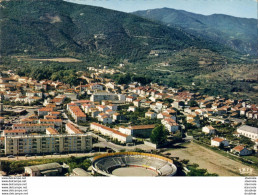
[{"x1": 7, "y1": 155, "x2": 15, "y2": 158}]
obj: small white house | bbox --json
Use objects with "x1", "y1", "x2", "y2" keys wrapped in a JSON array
[
  {"x1": 211, "y1": 137, "x2": 229, "y2": 147},
  {"x1": 202, "y1": 126, "x2": 216, "y2": 134},
  {"x1": 128, "y1": 106, "x2": 136, "y2": 112},
  {"x1": 145, "y1": 111, "x2": 157, "y2": 119},
  {"x1": 97, "y1": 113, "x2": 112, "y2": 124}
]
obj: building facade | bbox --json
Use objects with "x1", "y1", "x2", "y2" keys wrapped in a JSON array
[
  {"x1": 5, "y1": 134, "x2": 92, "y2": 155},
  {"x1": 237, "y1": 125, "x2": 258, "y2": 141}
]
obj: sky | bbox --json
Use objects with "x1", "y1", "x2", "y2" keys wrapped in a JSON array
[{"x1": 65, "y1": 0, "x2": 257, "y2": 19}]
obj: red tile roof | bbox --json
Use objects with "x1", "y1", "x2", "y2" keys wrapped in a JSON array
[
  {"x1": 129, "y1": 124, "x2": 155, "y2": 130},
  {"x1": 66, "y1": 123, "x2": 83, "y2": 134},
  {"x1": 4, "y1": 129, "x2": 26, "y2": 133},
  {"x1": 212, "y1": 137, "x2": 224, "y2": 142},
  {"x1": 91, "y1": 122, "x2": 128, "y2": 137},
  {"x1": 232, "y1": 145, "x2": 245, "y2": 152},
  {"x1": 46, "y1": 127, "x2": 59, "y2": 135}
]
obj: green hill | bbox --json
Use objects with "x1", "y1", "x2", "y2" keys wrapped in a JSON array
[
  {"x1": 0, "y1": 0, "x2": 234, "y2": 62},
  {"x1": 133, "y1": 8, "x2": 258, "y2": 56}
]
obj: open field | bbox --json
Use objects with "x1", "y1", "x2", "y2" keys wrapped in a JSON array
[{"x1": 166, "y1": 142, "x2": 258, "y2": 176}]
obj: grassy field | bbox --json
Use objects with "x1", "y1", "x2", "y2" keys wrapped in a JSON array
[{"x1": 165, "y1": 142, "x2": 258, "y2": 176}]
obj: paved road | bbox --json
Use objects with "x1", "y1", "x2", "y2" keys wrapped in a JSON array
[
  {"x1": 0, "y1": 152, "x2": 102, "y2": 161},
  {"x1": 20, "y1": 108, "x2": 38, "y2": 120}
]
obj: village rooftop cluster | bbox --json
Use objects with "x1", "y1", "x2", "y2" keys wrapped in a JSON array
[{"x1": 0, "y1": 66, "x2": 257, "y2": 167}]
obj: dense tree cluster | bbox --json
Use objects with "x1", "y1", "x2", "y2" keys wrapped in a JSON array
[{"x1": 150, "y1": 124, "x2": 169, "y2": 146}]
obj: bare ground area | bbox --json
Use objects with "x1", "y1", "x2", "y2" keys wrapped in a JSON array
[
  {"x1": 14, "y1": 56, "x2": 82, "y2": 62},
  {"x1": 166, "y1": 142, "x2": 258, "y2": 176},
  {"x1": 27, "y1": 58, "x2": 82, "y2": 62}
]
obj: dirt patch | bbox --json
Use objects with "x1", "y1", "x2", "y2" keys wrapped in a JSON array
[
  {"x1": 14, "y1": 56, "x2": 82, "y2": 62},
  {"x1": 27, "y1": 58, "x2": 82, "y2": 62},
  {"x1": 167, "y1": 142, "x2": 258, "y2": 176}
]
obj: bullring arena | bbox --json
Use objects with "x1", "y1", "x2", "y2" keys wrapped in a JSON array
[{"x1": 92, "y1": 152, "x2": 177, "y2": 176}]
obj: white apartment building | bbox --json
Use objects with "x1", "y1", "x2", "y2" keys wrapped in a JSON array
[
  {"x1": 237, "y1": 125, "x2": 258, "y2": 141},
  {"x1": 12, "y1": 124, "x2": 55, "y2": 133},
  {"x1": 5, "y1": 134, "x2": 92, "y2": 155},
  {"x1": 90, "y1": 122, "x2": 132, "y2": 143}
]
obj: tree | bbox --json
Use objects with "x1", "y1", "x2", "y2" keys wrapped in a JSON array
[
  {"x1": 219, "y1": 142, "x2": 225, "y2": 149},
  {"x1": 150, "y1": 124, "x2": 168, "y2": 146},
  {"x1": 189, "y1": 100, "x2": 199, "y2": 107}
]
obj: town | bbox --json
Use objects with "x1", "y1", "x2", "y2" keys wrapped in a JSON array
[{"x1": 0, "y1": 65, "x2": 257, "y2": 177}]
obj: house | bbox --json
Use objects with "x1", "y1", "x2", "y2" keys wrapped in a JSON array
[
  {"x1": 68, "y1": 106, "x2": 86, "y2": 123},
  {"x1": 202, "y1": 126, "x2": 216, "y2": 134},
  {"x1": 128, "y1": 106, "x2": 136, "y2": 112},
  {"x1": 157, "y1": 112, "x2": 176, "y2": 121},
  {"x1": 231, "y1": 145, "x2": 252, "y2": 156},
  {"x1": 38, "y1": 107, "x2": 53, "y2": 117},
  {"x1": 211, "y1": 137, "x2": 229, "y2": 147},
  {"x1": 216, "y1": 107, "x2": 228, "y2": 115},
  {"x1": 126, "y1": 96, "x2": 135, "y2": 103},
  {"x1": 162, "y1": 118, "x2": 179, "y2": 133},
  {"x1": 105, "y1": 109, "x2": 116, "y2": 115},
  {"x1": 82, "y1": 104, "x2": 96, "y2": 114},
  {"x1": 97, "y1": 113, "x2": 112, "y2": 124},
  {"x1": 107, "y1": 104, "x2": 117, "y2": 111},
  {"x1": 145, "y1": 111, "x2": 157, "y2": 119},
  {"x1": 133, "y1": 100, "x2": 141, "y2": 107},
  {"x1": 112, "y1": 113, "x2": 124, "y2": 122},
  {"x1": 91, "y1": 109, "x2": 100, "y2": 118},
  {"x1": 96, "y1": 105, "x2": 109, "y2": 112}
]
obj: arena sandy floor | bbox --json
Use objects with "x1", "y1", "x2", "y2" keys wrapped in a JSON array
[{"x1": 112, "y1": 167, "x2": 158, "y2": 176}]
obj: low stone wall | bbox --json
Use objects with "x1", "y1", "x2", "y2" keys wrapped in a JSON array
[{"x1": 144, "y1": 141, "x2": 157, "y2": 149}]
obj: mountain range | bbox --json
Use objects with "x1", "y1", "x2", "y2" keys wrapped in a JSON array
[
  {"x1": 0, "y1": 0, "x2": 236, "y2": 62},
  {"x1": 133, "y1": 8, "x2": 258, "y2": 56}
]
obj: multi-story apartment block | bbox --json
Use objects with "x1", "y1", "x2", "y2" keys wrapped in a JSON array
[
  {"x1": 12, "y1": 124, "x2": 55, "y2": 133},
  {"x1": 90, "y1": 92, "x2": 125, "y2": 102},
  {"x1": 67, "y1": 105, "x2": 86, "y2": 123},
  {"x1": 5, "y1": 134, "x2": 92, "y2": 155}
]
